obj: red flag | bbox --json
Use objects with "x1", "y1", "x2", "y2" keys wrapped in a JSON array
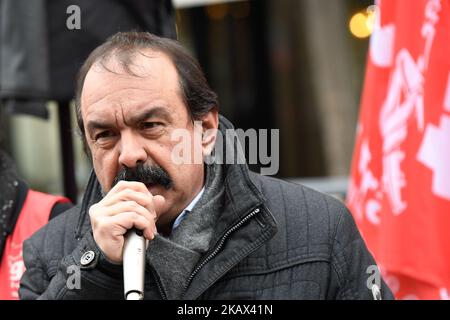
[{"x1": 347, "y1": 0, "x2": 450, "y2": 300}]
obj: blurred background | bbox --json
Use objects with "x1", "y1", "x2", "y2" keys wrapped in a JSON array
[{"x1": 0, "y1": 0, "x2": 376, "y2": 203}]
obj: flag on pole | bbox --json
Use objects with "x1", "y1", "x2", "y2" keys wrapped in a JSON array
[{"x1": 347, "y1": 0, "x2": 450, "y2": 299}]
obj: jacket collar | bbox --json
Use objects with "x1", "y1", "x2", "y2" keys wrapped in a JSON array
[{"x1": 183, "y1": 116, "x2": 278, "y2": 299}]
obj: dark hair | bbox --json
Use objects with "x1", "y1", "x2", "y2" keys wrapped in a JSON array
[{"x1": 75, "y1": 31, "x2": 218, "y2": 153}]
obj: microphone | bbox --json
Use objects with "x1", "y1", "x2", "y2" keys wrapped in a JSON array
[{"x1": 123, "y1": 228, "x2": 146, "y2": 300}]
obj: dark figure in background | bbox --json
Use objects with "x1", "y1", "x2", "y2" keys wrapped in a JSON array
[
  {"x1": 0, "y1": 149, "x2": 72, "y2": 299},
  {"x1": 20, "y1": 32, "x2": 394, "y2": 300},
  {"x1": 0, "y1": 0, "x2": 176, "y2": 203}
]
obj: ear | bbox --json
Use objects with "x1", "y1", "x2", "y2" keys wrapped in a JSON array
[{"x1": 199, "y1": 107, "x2": 219, "y2": 156}]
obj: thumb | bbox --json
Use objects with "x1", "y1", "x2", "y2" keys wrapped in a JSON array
[{"x1": 153, "y1": 195, "x2": 166, "y2": 216}]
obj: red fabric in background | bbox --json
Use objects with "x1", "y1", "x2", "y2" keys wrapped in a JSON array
[
  {"x1": 347, "y1": 0, "x2": 450, "y2": 299},
  {"x1": 0, "y1": 190, "x2": 69, "y2": 300}
]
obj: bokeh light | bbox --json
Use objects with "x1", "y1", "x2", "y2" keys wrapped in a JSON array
[{"x1": 349, "y1": 8, "x2": 376, "y2": 39}]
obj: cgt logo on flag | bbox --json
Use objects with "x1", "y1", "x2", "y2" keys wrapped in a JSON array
[{"x1": 347, "y1": 0, "x2": 450, "y2": 300}]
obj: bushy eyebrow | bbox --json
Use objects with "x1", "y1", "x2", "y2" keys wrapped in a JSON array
[
  {"x1": 86, "y1": 120, "x2": 113, "y2": 138},
  {"x1": 86, "y1": 106, "x2": 173, "y2": 137},
  {"x1": 126, "y1": 106, "x2": 173, "y2": 126}
]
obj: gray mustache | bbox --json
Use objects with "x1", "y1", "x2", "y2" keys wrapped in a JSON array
[{"x1": 112, "y1": 164, "x2": 173, "y2": 190}]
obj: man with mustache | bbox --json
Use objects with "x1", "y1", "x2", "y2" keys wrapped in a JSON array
[{"x1": 19, "y1": 32, "x2": 393, "y2": 300}]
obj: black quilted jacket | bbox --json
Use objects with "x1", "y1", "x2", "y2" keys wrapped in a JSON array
[{"x1": 19, "y1": 117, "x2": 394, "y2": 300}]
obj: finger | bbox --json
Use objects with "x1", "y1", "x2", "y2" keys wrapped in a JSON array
[
  {"x1": 105, "y1": 180, "x2": 150, "y2": 199},
  {"x1": 101, "y1": 187, "x2": 152, "y2": 208},
  {"x1": 94, "y1": 200, "x2": 155, "y2": 222},
  {"x1": 152, "y1": 195, "x2": 166, "y2": 220},
  {"x1": 102, "y1": 190, "x2": 165, "y2": 221},
  {"x1": 108, "y1": 212, "x2": 156, "y2": 240}
]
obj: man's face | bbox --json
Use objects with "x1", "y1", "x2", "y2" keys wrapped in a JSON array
[{"x1": 80, "y1": 50, "x2": 217, "y2": 228}]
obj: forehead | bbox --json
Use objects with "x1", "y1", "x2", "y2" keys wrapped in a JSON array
[{"x1": 81, "y1": 49, "x2": 181, "y2": 117}]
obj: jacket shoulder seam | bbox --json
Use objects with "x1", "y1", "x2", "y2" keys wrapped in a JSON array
[{"x1": 329, "y1": 204, "x2": 360, "y2": 299}]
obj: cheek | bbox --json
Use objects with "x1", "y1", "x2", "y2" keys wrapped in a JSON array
[
  {"x1": 92, "y1": 149, "x2": 118, "y2": 191},
  {"x1": 150, "y1": 134, "x2": 202, "y2": 188},
  {"x1": 166, "y1": 127, "x2": 203, "y2": 166},
  {"x1": 171, "y1": 163, "x2": 203, "y2": 190},
  {"x1": 154, "y1": 136, "x2": 180, "y2": 168}
]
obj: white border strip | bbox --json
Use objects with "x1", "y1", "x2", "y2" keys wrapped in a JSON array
[{"x1": 173, "y1": 0, "x2": 243, "y2": 9}]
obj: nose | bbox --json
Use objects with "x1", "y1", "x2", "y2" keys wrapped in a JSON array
[{"x1": 118, "y1": 130, "x2": 147, "y2": 168}]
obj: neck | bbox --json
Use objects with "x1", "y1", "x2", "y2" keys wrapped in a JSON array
[{"x1": 158, "y1": 166, "x2": 206, "y2": 236}]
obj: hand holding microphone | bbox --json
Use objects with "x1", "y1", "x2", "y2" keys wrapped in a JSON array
[{"x1": 88, "y1": 180, "x2": 165, "y2": 298}]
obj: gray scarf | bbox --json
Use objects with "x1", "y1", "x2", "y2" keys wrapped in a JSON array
[{"x1": 147, "y1": 161, "x2": 225, "y2": 299}]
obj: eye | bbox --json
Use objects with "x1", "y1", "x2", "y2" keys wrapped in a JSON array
[
  {"x1": 94, "y1": 130, "x2": 114, "y2": 141},
  {"x1": 141, "y1": 122, "x2": 163, "y2": 130}
]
